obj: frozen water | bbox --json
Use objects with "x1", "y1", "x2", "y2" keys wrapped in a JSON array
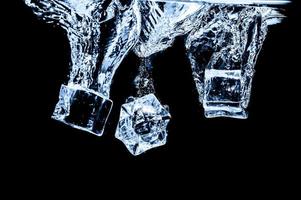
[
  {"x1": 52, "y1": 84, "x2": 112, "y2": 135},
  {"x1": 115, "y1": 94, "x2": 171, "y2": 156},
  {"x1": 186, "y1": 5, "x2": 285, "y2": 118},
  {"x1": 25, "y1": 0, "x2": 141, "y2": 134}
]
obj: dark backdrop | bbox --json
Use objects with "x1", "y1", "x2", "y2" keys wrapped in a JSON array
[{"x1": 5, "y1": 1, "x2": 299, "y2": 173}]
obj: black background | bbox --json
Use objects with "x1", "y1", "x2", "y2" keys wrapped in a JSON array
[{"x1": 4, "y1": 0, "x2": 300, "y2": 175}]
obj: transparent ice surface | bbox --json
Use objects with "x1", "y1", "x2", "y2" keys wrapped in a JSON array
[
  {"x1": 52, "y1": 84, "x2": 112, "y2": 135},
  {"x1": 25, "y1": 0, "x2": 141, "y2": 135},
  {"x1": 185, "y1": 5, "x2": 285, "y2": 118},
  {"x1": 115, "y1": 94, "x2": 171, "y2": 156}
]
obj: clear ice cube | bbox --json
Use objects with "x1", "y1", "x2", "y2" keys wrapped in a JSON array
[
  {"x1": 52, "y1": 84, "x2": 112, "y2": 136},
  {"x1": 186, "y1": 5, "x2": 283, "y2": 118},
  {"x1": 115, "y1": 94, "x2": 171, "y2": 156}
]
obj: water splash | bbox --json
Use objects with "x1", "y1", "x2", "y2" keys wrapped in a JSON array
[
  {"x1": 115, "y1": 0, "x2": 205, "y2": 154},
  {"x1": 25, "y1": 0, "x2": 289, "y2": 153},
  {"x1": 135, "y1": 0, "x2": 206, "y2": 57},
  {"x1": 25, "y1": 0, "x2": 141, "y2": 135},
  {"x1": 185, "y1": 5, "x2": 285, "y2": 118}
]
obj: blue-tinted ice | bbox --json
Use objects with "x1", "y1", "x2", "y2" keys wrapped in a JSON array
[{"x1": 24, "y1": 0, "x2": 289, "y2": 154}]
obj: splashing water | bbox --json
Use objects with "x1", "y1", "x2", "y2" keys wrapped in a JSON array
[
  {"x1": 25, "y1": 0, "x2": 289, "y2": 153},
  {"x1": 25, "y1": 0, "x2": 140, "y2": 97},
  {"x1": 25, "y1": 0, "x2": 141, "y2": 135},
  {"x1": 185, "y1": 5, "x2": 285, "y2": 118}
]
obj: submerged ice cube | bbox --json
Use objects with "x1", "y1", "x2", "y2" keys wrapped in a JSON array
[
  {"x1": 186, "y1": 5, "x2": 284, "y2": 118},
  {"x1": 52, "y1": 84, "x2": 113, "y2": 135},
  {"x1": 115, "y1": 94, "x2": 171, "y2": 156},
  {"x1": 204, "y1": 69, "x2": 246, "y2": 118}
]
